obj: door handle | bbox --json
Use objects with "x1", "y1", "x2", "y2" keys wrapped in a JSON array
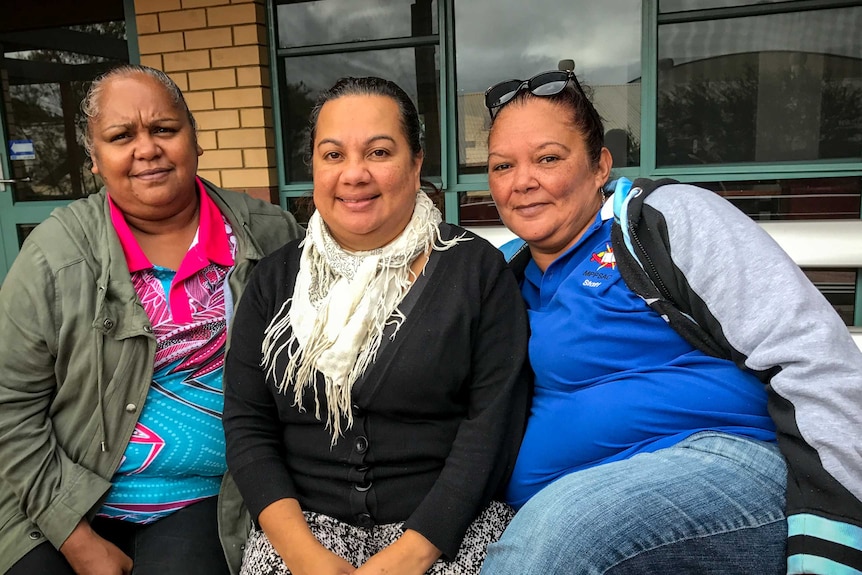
[{"x1": 0, "y1": 177, "x2": 32, "y2": 184}]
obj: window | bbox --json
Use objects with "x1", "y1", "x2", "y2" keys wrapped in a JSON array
[
  {"x1": 273, "y1": 0, "x2": 440, "y2": 183},
  {"x1": 660, "y1": 0, "x2": 787, "y2": 12},
  {"x1": 689, "y1": 177, "x2": 862, "y2": 221},
  {"x1": 657, "y1": 4, "x2": 862, "y2": 167},
  {"x1": 453, "y1": 0, "x2": 643, "y2": 175}
]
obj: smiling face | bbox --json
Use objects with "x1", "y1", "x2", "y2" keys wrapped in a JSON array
[
  {"x1": 89, "y1": 72, "x2": 203, "y2": 222},
  {"x1": 488, "y1": 98, "x2": 612, "y2": 270},
  {"x1": 312, "y1": 94, "x2": 423, "y2": 251}
]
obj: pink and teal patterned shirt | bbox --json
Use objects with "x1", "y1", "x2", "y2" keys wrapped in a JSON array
[{"x1": 98, "y1": 179, "x2": 237, "y2": 523}]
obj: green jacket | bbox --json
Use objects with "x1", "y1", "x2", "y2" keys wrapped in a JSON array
[{"x1": 0, "y1": 180, "x2": 302, "y2": 574}]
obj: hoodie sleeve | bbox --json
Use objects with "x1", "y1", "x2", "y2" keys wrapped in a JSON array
[{"x1": 643, "y1": 184, "x2": 862, "y2": 574}]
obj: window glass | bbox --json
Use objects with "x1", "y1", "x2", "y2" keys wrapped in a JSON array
[
  {"x1": 2, "y1": 21, "x2": 127, "y2": 202},
  {"x1": 657, "y1": 6, "x2": 862, "y2": 166},
  {"x1": 691, "y1": 177, "x2": 861, "y2": 220},
  {"x1": 453, "y1": 0, "x2": 642, "y2": 174},
  {"x1": 803, "y1": 269, "x2": 857, "y2": 326},
  {"x1": 276, "y1": 0, "x2": 437, "y2": 49},
  {"x1": 660, "y1": 0, "x2": 787, "y2": 12},
  {"x1": 459, "y1": 190, "x2": 500, "y2": 227},
  {"x1": 280, "y1": 47, "x2": 440, "y2": 181}
]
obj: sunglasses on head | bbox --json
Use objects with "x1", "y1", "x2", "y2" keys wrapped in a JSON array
[{"x1": 484, "y1": 69, "x2": 587, "y2": 119}]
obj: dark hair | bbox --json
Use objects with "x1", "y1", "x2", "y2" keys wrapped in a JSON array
[
  {"x1": 306, "y1": 76, "x2": 424, "y2": 165},
  {"x1": 489, "y1": 78, "x2": 605, "y2": 169},
  {"x1": 81, "y1": 64, "x2": 197, "y2": 157}
]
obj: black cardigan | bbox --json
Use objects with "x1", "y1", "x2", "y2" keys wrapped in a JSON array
[{"x1": 223, "y1": 223, "x2": 531, "y2": 559}]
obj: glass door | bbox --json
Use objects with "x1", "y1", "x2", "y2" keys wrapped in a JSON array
[{"x1": 0, "y1": 3, "x2": 129, "y2": 284}]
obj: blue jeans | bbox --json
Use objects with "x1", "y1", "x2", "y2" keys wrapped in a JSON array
[{"x1": 481, "y1": 432, "x2": 787, "y2": 575}]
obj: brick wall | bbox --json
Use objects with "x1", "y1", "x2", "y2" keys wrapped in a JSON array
[{"x1": 134, "y1": 0, "x2": 278, "y2": 203}]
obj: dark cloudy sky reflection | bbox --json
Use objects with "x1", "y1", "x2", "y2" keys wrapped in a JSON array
[
  {"x1": 453, "y1": 0, "x2": 641, "y2": 94},
  {"x1": 275, "y1": 0, "x2": 641, "y2": 99}
]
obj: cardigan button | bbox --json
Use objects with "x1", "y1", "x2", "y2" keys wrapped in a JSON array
[
  {"x1": 356, "y1": 513, "x2": 374, "y2": 528},
  {"x1": 354, "y1": 436, "x2": 368, "y2": 454},
  {"x1": 125, "y1": 403, "x2": 137, "y2": 414},
  {"x1": 28, "y1": 530, "x2": 41, "y2": 540}
]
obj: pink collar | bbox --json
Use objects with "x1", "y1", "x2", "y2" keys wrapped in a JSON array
[{"x1": 108, "y1": 177, "x2": 234, "y2": 273}]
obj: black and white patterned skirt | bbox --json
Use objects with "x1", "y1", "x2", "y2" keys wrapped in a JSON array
[{"x1": 240, "y1": 500, "x2": 514, "y2": 575}]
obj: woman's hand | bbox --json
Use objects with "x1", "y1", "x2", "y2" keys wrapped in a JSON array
[
  {"x1": 283, "y1": 543, "x2": 356, "y2": 575},
  {"x1": 59, "y1": 519, "x2": 133, "y2": 575},
  {"x1": 258, "y1": 498, "x2": 356, "y2": 575},
  {"x1": 354, "y1": 529, "x2": 441, "y2": 575}
]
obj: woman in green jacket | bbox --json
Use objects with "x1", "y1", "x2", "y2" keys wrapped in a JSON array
[{"x1": 0, "y1": 65, "x2": 302, "y2": 575}]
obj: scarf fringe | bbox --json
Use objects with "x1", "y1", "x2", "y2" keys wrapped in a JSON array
[{"x1": 260, "y1": 193, "x2": 470, "y2": 445}]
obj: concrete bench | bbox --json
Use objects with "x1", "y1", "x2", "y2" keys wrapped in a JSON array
[{"x1": 466, "y1": 220, "x2": 862, "y2": 352}]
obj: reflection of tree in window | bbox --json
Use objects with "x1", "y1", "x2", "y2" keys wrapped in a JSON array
[
  {"x1": 282, "y1": 81, "x2": 318, "y2": 182},
  {"x1": 5, "y1": 21, "x2": 126, "y2": 200},
  {"x1": 657, "y1": 54, "x2": 862, "y2": 166}
]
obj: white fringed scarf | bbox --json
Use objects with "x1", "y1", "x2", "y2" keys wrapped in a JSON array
[{"x1": 261, "y1": 192, "x2": 468, "y2": 444}]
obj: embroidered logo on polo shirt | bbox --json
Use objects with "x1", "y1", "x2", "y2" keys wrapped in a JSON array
[{"x1": 590, "y1": 244, "x2": 616, "y2": 270}]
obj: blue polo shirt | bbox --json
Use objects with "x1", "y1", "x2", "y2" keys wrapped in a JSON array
[{"x1": 505, "y1": 209, "x2": 776, "y2": 509}]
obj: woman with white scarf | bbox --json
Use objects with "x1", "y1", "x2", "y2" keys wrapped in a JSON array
[{"x1": 223, "y1": 77, "x2": 531, "y2": 575}]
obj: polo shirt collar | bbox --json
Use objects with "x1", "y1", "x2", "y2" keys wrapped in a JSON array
[{"x1": 108, "y1": 177, "x2": 235, "y2": 273}]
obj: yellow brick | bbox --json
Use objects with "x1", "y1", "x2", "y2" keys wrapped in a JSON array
[
  {"x1": 138, "y1": 32, "x2": 185, "y2": 54},
  {"x1": 169, "y1": 72, "x2": 189, "y2": 91},
  {"x1": 136, "y1": 14, "x2": 160, "y2": 34},
  {"x1": 236, "y1": 66, "x2": 270, "y2": 87},
  {"x1": 207, "y1": 3, "x2": 262, "y2": 26},
  {"x1": 196, "y1": 109, "x2": 240, "y2": 130},
  {"x1": 163, "y1": 50, "x2": 211, "y2": 72},
  {"x1": 135, "y1": 0, "x2": 181, "y2": 14},
  {"x1": 221, "y1": 168, "x2": 276, "y2": 189},
  {"x1": 185, "y1": 27, "x2": 232, "y2": 50},
  {"x1": 184, "y1": 90, "x2": 214, "y2": 111},
  {"x1": 159, "y1": 9, "x2": 207, "y2": 32},
  {"x1": 197, "y1": 170, "x2": 222, "y2": 186},
  {"x1": 211, "y1": 45, "x2": 267, "y2": 69},
  {"x1": 214, "y1": 87, "x2": 269, "y2": 109},
  {"x1": 182, "y1": 0, "x2": 229, "y2": 7},
  {"x1": 140, "y1": 54, "x2": 163, "y2": 69},
  {"x1": 188, "y1": 69, "x2": 236, "y2": 90},
  {"x1": 198, "y1": 149, "x2": 243, "y2": 169},
  {"x1": 197, "y1": 130, "x2": 217, "y2": 149},
  {"x1": 216, "y1": 128, "x2": 272, "y2": 149},
  {"x1": 239, "y1": 108, "x2": 265, "y2": 127},
  {"x1": 243, "y1": 148, "x2": 275, "y2": 168},
  {"x1": 232, "y1": 24, "x2": 266, "y2": 46}
]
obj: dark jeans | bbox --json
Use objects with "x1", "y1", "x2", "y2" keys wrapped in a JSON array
[{"x1": 7, "y1": 496, "x2": 230, "y2": 575}]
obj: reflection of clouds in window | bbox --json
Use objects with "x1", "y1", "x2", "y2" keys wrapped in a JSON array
[
  {"x1": 284, "y1": 51, "x2": 422, "y2": 103},
  {"x1": 659, "y1": 9, "x2": 862, "y2": 64},
  {"x1": 660, "y1": 0, "x2": 787, "y2": 12},
  {"x1": 277, "y1": 0, "x2": 437, "y2": 48},
  {"x1": 454, "y1": 0, "x2": 642, "y2": 172},
  {"x1": 454, "y1": 0, "x2": 641, "y2": 94}
]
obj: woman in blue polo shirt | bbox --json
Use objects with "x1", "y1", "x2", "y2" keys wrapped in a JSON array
[{"x1": 478, "y1": 69, "x2": 862, "y2": 575}]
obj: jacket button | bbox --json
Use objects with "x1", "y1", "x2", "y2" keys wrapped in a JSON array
[
  {"x1": 356, "y1": 513, "x2": 374, "y2": 528},
  {"x1": 354, "y1": 480, "x2": 372, "y2": 492},
  {"x1": 143, "y1": 325, "x2": 153, "y2": 333},
  {"x1": 354, "y1": 436, "x2": 368, "y2": 454},
  {"x1": 103, "y1": 318, "x2": 114, "y2": 330},
  {"x1": 28, "y1": 530, "x2": 41, "y2": 540},
  {"x1": 125, "y1": 403, "x2": 137, "y2": 413},
  {"x1": 352, "y1": 403, "x2": 364, "y2": 417}
]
